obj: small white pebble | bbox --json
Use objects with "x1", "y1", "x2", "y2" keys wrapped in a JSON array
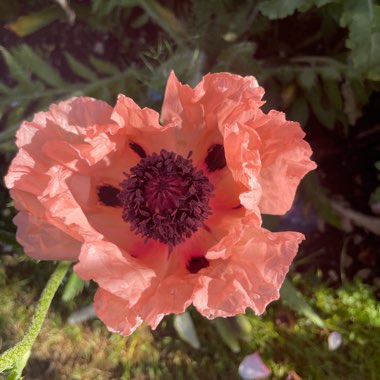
[{"x1": 328, "y1": 331, "x2": 342, "y2": 351}]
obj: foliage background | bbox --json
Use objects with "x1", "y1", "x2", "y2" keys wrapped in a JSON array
[{"x1": 0, "y1": 0, "x2": 379, "y2": 379}]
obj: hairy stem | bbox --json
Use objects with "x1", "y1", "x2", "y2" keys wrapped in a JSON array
[{"x1": 0, "y1": 261, "x2": 71, "y2": 375}]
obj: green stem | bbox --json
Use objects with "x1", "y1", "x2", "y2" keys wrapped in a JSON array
[{"x1": 0, "y1": 261, "x2": 71, "y2": 375}]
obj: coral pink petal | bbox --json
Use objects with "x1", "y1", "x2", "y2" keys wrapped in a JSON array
[
  {"x1": 161, "y1": 72, "x2": 215, "y2": 164},
  {"x1": 4, "y1": 97, "x2": 118, "y2": 262},
  {"x1": 13, "y1": 211, "x2": 81, "y2": 260},
  {"x1": 255, "y1": 110, "x2": 317, "y2": 215},
  {"x1": 4, "y1": 148, "x2": 50, "y2": 195},
  {"x1": 14, "y1": 97, "x2": 113, "y2": 149},
  {"x1": 77, "y1": 241, "x2": 197, "y2": 333},
  {"x1": 75, "y1": 241, "x2": 157, "y2": 305},
  {"x1": 38, "y1": 166, "x2": 102, "y2": 243},
  {"x1": 95, "y1": 274, "x2": 195, "y2": 333},
  {"x1": 195, "y1": 227, "x2": 304, "y2": 317},
  {"x1": 111, "y1": 94, "x2": 178, "y2": 155},
  {"x1": 94, "y1": 288, "x2": 143, "y2": 336},
  {"x1": 188, "y1": 72, "x2": 264, "y2": 129},
  {"x1": 137, "y1": 275, "x2": 196, "y2": 330},
  {"x1": 208, "y1": 168, "x2": 246, "y2": 210},
  {"x1": 221, "y1": 121, "x2": 262, "y2": 190},
  {"x1": 58, "y1": 96, "x2": 114, "y2": 128},
  {"x1": 161, "y1": 72, "x2": 265, "y2": 168}
]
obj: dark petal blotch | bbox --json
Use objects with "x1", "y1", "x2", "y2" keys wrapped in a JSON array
[
  {"x1": 129, "y1": 142, "x2": 146, "y2": 158},
  {"x1": 187, "y1": 256, "x2": 210, "y2": 274},
  {"x1": 97, "y1": 185, "x2": 122, "y2": 207},
  {"x1": 205, "y1": 144, "x2": 226, "y2": 172}
]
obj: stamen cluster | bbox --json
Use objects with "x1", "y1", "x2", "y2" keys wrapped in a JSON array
[{"x1": 119, "y1": 149, "x2": 213, "y2": 249}]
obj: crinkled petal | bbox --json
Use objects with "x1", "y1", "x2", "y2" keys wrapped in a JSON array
[
  {"x1": 93, "y1": 273, "x2": 196, "y2": 334},
  {"x1": 255, "y1": 110, "x2": 317, "y2": 214},
  {"x1": 39, "y1": 165, "x2": 103, "y2": 242},
  {"x1": 94, "y1": 288, "x2": 143, "y2": 336},
  {"x1": 161, "y1": 71, "x2": 265, "y2": 169},
  {"x1": 13, "y1": 211, "x2": 81, "y2": 260},
  {"x1": 75, "y1": 241, "x2": 156, "y2": 305},
  {"x1": 76, "y1": 240, "x2": 198, "y2": 334},
  {"x1": 162, "y1": 71, "x2": 264, "y2": 127},
  {"x1": 4, "y1": 97, "x2": 116, "y2": 261},
  {"x1": 111, "y1": 94, "x2": 179, "y2": 154},
  {"x1": 222, "y1": 121, "x2": 262, "y2": 189},
  {"x1": 137, "y1": 275, "x2": 195, "y2": 329},
  {"x1": 9, "y1": 190, "x2": 84, "y2": 261},
  {"x1": 195, "y1": 227, "x2": 304, "y2": 317},
  {"x1": 6, "y1": 97, "x2": 115, "y2": 187}
]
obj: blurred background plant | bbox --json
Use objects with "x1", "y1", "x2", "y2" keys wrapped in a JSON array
[{"x1": 0, "y1": 0, "x2": 379, "y2": 379}]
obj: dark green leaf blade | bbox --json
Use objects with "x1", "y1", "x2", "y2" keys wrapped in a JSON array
[
  {"x1": 64, "y1": 52, "x2": 97, "y2": 81},
  {"x1": 13, "y1": 45, "x2": 65, "y2": 87},
  {"x1": 280, "y1": 278, "x2": 325, "y2": 328}
]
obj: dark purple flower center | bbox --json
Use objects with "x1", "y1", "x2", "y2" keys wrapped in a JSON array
[{"x1": 119, "y1": 149, "x2": 214, "y2": 249}]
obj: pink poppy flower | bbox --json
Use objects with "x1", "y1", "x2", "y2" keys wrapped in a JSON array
[{"x1": 5, "y1": 72, "x2": 316, "y2": 335}]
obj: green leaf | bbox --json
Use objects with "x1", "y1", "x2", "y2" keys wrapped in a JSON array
[
  {"x1": 91, "y1": 0, "x2": 137, "y2": 16},
  {"x1": 139, "y1": 0, "x2": 187, "y2": 45},
  {"x1": 297, "y1": 68, "x2": 317, "y2": 90},
  {"x1": 349, "y1": 77, "x2": 370, "y2": 105},
  {"x1": 258, "y1": 0, "x2": 305, "y2": 19},
  {"x1": 212, "y1": 318, "x2": 241, "y2": 353},
  {"x1": 288, "y1": 96, "x2": 309, "y2": 126},
  {"x1": 5, "y1": 6, "x2": 63, "y2": 37},
  {"x1": 214, "y1": 42, "x2": 257, "y2": 73},
  {"x1": 12, "y1": 45, "x2": 65, "y2": 87},
  {"x1": 173, "y1": 312, "x2": 200, "y2": 349},
  {"x1": 234, "y1": 314, "x2": 252, "y2": 338},
  {"x1": 280, "y1": 278, "x2": 325, "y2": 328},
  {"x1": 6, "y1": 100, "x2": 32, "y2": 127},
  {"x1": 151, "y1": 49, "x2": 204, "y2": 89},
  {"x1": 258, "y1": 0, "x2": 336, "y2": 19},
  {"x1": 319, "y1": 66, "x2": 342, "y2": 81},
  {"x1": 0, "y1": 46, "x2": 31, "y2": 87},
  {"x1": 301, "y1": 0, "x2": 334, "y2": 11},
  {"x1": 64, "y1": 52, "x2": 97, "y2": 81},
  {"x1": 96, "y1": 85, "x2": 113, "y2": 103},
  {"x1": 61, "y1": 272, "x2": 86, "y2": 302},
  {"x1": 89, "y1": 55, "x2": 120, "y2": 76},
  {"x1": 305, "y1": 85, "x2": 336, "y2": 129},
  {"x1": 323, "y1": 79, "x2": 343, "y2": 110},
  {"x1": 3, "y1": 350, "x2": 30, "y2": 380},
  {"x1": 340, "y1": 1, "x2": 380, "y2": 78}
]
